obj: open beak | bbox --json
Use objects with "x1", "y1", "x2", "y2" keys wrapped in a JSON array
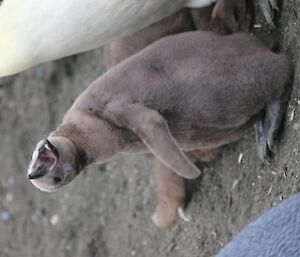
[
  {"x1": 27, "y1": 169, "x2": 47, "y2": 180},
  {"x1": 27, "y1": 139, "x2": 59, "y2": 180},
  {"x1": 44, "y1": 139, "x2": 59, "y2": 159}
]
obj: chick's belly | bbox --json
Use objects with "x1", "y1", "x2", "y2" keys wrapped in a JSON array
[{"x1": 174, "y1": 125, "x2": 252, "y2": 151}]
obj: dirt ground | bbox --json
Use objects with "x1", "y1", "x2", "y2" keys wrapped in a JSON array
[{"x1": 0, "y1": 1, "x2": 299, "y2": 257}]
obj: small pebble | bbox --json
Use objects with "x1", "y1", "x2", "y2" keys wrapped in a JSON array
[
  {"x1": 7, "y1": 176, "x2": 15, "y2": 186},
  {"x1": 267, "y1": 186, "x2": 272, "y2": 196},
  {"x1": 50, "y1": 214, "x2": 60, "y2": 225},
  {"x1": 218, "y1": 241, "x2": 224, "y2": 247},
  {"x1": 238, "y1": 153, "x2": 243, "y2": 163},
  {"x1": 1, "y1": 211, "x2": 10, "y2": 222},
  {"x1": 65, "y1": 244, "x2": 71, "y2": 251},
  {"x1": 8, "y1": 101, "x2": 16, "y2": 109},
  {"x1": 5, "y1": 192, "x2": 13, "y2": 202},
  {"x1": 289, "y1": 108, "x2": 296, "y2": 121},
  {"x1": 211, "y1": 231, "x2": 217, "y2": 239},
  {"x1": 232, "y1": 180, "x2": 238, "y2": 190},
  {"x1": 99, "y1": 216, "x2": 106, "y2": 227}
]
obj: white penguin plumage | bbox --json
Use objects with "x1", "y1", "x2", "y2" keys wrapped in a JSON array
[{"x1": 0, "y1": 0, "x2": 216, "y2": 77}]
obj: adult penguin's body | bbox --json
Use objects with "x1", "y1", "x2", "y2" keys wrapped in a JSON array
[
  {"x1": 0, "y1": 0, "x2": 277, "y2": 77},
  {"x1": 0, "y1": 0, "x2": 216, "y2": 77}
]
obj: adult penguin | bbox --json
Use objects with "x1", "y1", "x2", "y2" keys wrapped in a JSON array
[{"x1": 0, "y1": 0, "x2": 276, "y2": 77}]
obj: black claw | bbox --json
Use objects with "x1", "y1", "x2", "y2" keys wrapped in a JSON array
[
  {"x1": 255, "y1": 119, "x2": 272, "y2": 164},
  {"x1": 269, "y1": 0, "x2": 279, "y2": 11},
  {"x1": 264, "y1": 101, "x2": 284, "y2": 149},
  {"x1": 28, "y1": 169, "x2": 47, "y2": 180},
  {"x1": 259, "y1": 0, "x2": 277, "y2": 28},
  {"x1": 255, "y1": 101, "x2": 286, "y2": 165}
]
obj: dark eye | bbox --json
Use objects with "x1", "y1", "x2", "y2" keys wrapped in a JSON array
[
  {"x1": 233, "y1": 8, "x2": 240, "y2": 22},
  {"x1": 53, "y1": 177, "x2": 62, "y2": 184}
]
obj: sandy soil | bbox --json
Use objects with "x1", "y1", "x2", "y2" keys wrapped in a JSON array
[{"x1": 0, "y1": 1, "x2": 299, "y2": 256}]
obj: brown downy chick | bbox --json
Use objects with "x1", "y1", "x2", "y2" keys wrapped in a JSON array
[
  {"x1": 28, "y1": 32, "x2": 291, "y2": 231},
  {"x1": 103, "y1": 0, "x2": 253, "y2": 229}
]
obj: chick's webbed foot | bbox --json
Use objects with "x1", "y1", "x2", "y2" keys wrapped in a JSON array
[
  {"x1": 151, "y1": 147, "x2": 222, "y2": 229},
  {"x1": 255, "y1": 101, "x2": 285, "y2": 164},
  {"x1": 259, "y1": 0, "x2": 279, "y2": 28},
  {"x1": 151, "y1": 158, "x2": 187, "y2": 229}
]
